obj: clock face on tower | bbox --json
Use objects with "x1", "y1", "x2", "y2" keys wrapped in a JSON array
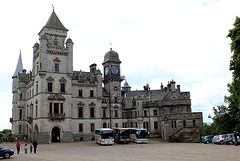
[
  {"x1": 112, "y1": 67, "x2": 118, "y2": 74},
  {"x1": 105, "y1": 67, "x2": 109, "y2": 75}
]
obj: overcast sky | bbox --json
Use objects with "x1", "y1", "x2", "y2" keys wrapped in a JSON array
[{"x1": 0, "y1": 0, "x2": 237, "y2": 130}]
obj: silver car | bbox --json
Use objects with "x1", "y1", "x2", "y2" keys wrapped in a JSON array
[
  {"x1": 215, "y1": 134, "x2": 225, "y2": 144},
  {"x1": 224, "y1": 133, "x2": 234, "y2": 145}
]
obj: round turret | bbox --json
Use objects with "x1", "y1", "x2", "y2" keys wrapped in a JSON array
[{"x1": 66, "y1": 37, "x2": 73, "y2": 44}]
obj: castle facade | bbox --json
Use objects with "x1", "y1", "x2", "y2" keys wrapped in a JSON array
[{"x1": 11, "y1": 10, "x2": 203, "y2": 143}]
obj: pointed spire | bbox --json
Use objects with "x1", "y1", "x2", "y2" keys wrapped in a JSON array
[
  {"x1": 13, "y1": 50, "x2": 24, "y2": 77},
  {"x1": 38, "y1": 10, "x2": 68, "y2": 35},
  {"x1": 45, "y1": 10, "x2": 68, "y2": 31}
]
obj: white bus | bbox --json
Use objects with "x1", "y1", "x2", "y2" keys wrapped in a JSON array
[
  {"x1": 130, "y1": 128, "x2": 149, "y2": 143},
  {"x1": 95, "y1": 128, "x2": 114, "y2": 145}
]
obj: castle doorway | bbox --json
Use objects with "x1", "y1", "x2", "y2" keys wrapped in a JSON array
[
  {"x1": 34, "y1": 124, "x2": 39, "y2": 142},
  {"x1": 52, "y1": 127, "x2": 60, "y2": 143}
]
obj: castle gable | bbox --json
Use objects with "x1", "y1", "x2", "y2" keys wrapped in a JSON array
[{"x1": 163, "y1": 91, "x2": 185, "y2": 100}]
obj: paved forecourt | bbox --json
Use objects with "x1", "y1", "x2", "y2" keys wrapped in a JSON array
[{"x1": 0, "y1": 140, "x2": 239, "y2": 161}]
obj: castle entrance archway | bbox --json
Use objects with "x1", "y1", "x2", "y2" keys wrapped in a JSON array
[{"x1": 52, "y1": 127, "x2": 60, "y2": 143}]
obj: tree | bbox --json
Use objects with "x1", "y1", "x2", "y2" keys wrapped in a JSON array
[
  {"x1": 226, "y1": 16, "x2": 240, "y2": 130},
  {"x1": 212, "y1": 105, "x2": 232, "y2": 134},
  {"x1": 0, "y1": 129, "x2": 12, "y2": 137}
]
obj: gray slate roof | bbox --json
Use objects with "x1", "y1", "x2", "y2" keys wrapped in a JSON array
[
  {"x1": 103, "y1": 50, "x2": 121, "y2": 64},
  {"x1": 39, "y1": 10, "x2": 68, "y2": 34},
  {"x1": 13, "y1": 51, "x2": 23, "y2": 77}
]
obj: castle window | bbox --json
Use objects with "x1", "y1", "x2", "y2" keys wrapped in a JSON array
[
  {"x1": 90, "y1": 107, "x2": 95, "y2": 117},
  {"x1": 90, "y1": 90, "x2": 94, "y2": 97},
  {"x1": 103, "y1": 123, "x2": 107, "y2": 128},
  {"x1": 79, "y1": 107, "x2": 83, "y2": 118},
  {"x1": 54, "y1": 103, "x2": 59, "y2": 113},
  {"x1": 36, "y1": 82, "x2": 38, "y2": 94},
  {"x1": 53, "y1": 41, "x2": 58, "y2": 46},
  {"x1": 20, "y1": 93, "x2": 23, "y2": 100},
  {"x1": 115, "y1": 97, "x2": 117, "y2": 103},
  {"x1": 36, "y1": 105, "x2": 38, "y2": 118},
  {"x1": 19, "y1": 109, "x2": 22, "y2": 120},
  {"x1": 103, "y1": 109, "x2": 106, "y2": 118},
  {"x1": 154, "y1": 121, "x2": 158, "y2": 130},
  {"x1": 193, "y1": 120, "x2": 196, "y2": 127},
  {"x1": 130, "y1": 122, "x2": 133, "y2": 127},
  {"x1": 60, "y1": 83, "x2": 65, "y2": 93},
  {"x1": 153, "y1": 110, "x2": 158, "y2": 116},
  {"x1": 48, "y1": 82, "x2": 53, "y2": 92},
  {"x1": 60, "y1": 103, "x2": 63, "y2": 114},
  {"x1": 115, "y1": 123, "x2": 119, "y2": 127},
  {"x1": 55, "y1": 64, "x2": 59, "y2": 72},
  {"x1": 49, "y1": 103, "x2": 52, "y2": 114},
  {"x1": 115, "y1": 110, "x2": 118, "y2": 118},
  {"x1": 79, "y1": 124, "x2": 83, "y2": 132},
  {"x1": 172, "y1": 120, "x2": 177, "y2": 129},
  {"x1": 19, "y1": 125, "x2": 22, "y2": 134},
  {"x1": 143, "y1": 122, "x2": 149, "y2": 130},
  {"x1": 91, "y1": 123, "x2": 95, "y2": 132},
  {"x1": 183, "y1": 120, "x2": 186, "y2": 128},
  {"x1": 79, "y1": 90, "x2": 83, "y2": 97},
  {"x1": 144, "y1": 110, "x2": 147, "y2": 117}
]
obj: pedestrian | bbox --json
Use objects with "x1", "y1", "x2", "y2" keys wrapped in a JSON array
[
  {"x1": 234, "y1": 131, "x2": 238, "y2": 146},
  {"x1": 30, "y1": 144, "x2": 33, "y2": 153},
  {"x1": 16, "y1": 141, "x2": 21, "y2": 154},
  {"x1": 24, "y1": 144, "x2": 27, "y2": 154},
  {"x1": 32, "y1": 140, "x2": 38, "y2": 153}
]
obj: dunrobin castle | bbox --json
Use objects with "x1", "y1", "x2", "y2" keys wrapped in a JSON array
[{"x1": 11, "y1": 10, "x2": 203, "y2": 143}]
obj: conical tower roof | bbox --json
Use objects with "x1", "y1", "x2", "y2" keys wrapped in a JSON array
[
  {"x1": 13, "y1": 50, "x2": 24, "y2": 77},
  {"x1": 38, "y1": 10, "x2": 68, "y2": 35}
]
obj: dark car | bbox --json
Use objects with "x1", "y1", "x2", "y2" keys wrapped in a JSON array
[
  {"x1": 203, "y1": 135, "x2": 214, "y2": 144},
  {"x1": 0, "y1": 146, "x2": 14, "y2": 159}
]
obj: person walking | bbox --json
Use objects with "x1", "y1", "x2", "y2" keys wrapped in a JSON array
[
  {"x1": 32, "y1": 140, "x2": 38, "y2": 153},
  {"x1": 16, "y1": 141, "x2": 21, "y2": 154},
  {"x1": 234, "y1": 131, "x2": 238, "y2": 146},
  {"x1": 30, "y1": 144, "x2": 33, "y2": 153},
  {"x1": 24, "y1": 144, "x2": 28, "y2": 154}
]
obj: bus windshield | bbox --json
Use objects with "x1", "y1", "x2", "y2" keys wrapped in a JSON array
[
  {"x1": 102, "y1": 131, "x2": 114, "y2": 139},
  {"x1": 120, "y1": 130, "x2": 130, "y2": 138},
  {"x1": 136, "y1": 130, "x2": 148, "y2": 138}
]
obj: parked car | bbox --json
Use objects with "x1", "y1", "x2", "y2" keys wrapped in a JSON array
[
  {"x1": 203, "y1": 135, "x2": 214, "y2": 144},
  {"x1": 212, "y1": 135, "x2": 218, "y2": 144},
  {"x1": 224, "y1": 133, "x2": 234, "y2": 145},
  {"x1": 0, "y1": 146, "x2": 14, "y2": 159},
  {"x1": 215, "y1": 134, "x2": 225, "y2": 144}
]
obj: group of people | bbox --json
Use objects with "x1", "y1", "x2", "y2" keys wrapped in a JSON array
[{"x1": 16, "y1": 140, "x2": 38, "y2": 154}]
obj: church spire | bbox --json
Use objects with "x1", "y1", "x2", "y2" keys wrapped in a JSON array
[{"x1": 13, "y1": 50, "x2": 24, "y2": 77}]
